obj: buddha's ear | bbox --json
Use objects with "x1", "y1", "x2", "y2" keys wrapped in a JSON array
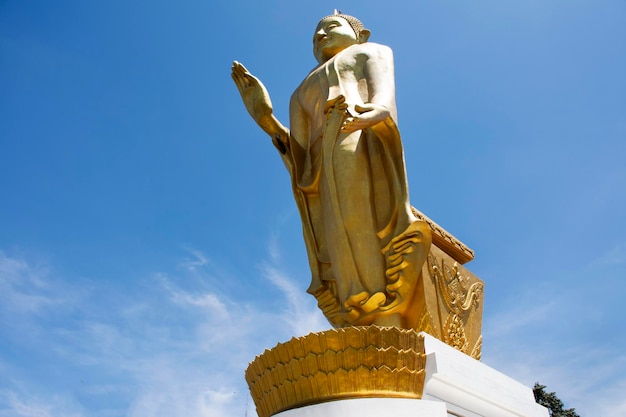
[{"x1": 358, "y1": 29, "x2": 371, "y2": 43}]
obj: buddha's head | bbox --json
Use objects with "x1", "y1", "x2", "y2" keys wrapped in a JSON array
[{"x1": 313, "y1": 11, "x2": 370, "y2": 64}]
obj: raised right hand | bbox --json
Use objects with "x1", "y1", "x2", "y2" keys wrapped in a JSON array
[{"x1": 231, "y1": 61, "x2": 274, "y2": 124}]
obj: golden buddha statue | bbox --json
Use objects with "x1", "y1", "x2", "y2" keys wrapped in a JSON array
[{"x1": 232, "y1": 12, "x2": 432, "y2": 329}]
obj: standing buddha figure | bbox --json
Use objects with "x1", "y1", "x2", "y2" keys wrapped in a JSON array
[{"x1": 232, "y1": 11, "x2": 432, "y2": 329}]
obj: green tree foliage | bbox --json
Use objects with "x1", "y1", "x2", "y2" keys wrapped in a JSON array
[{"x1": 533, "y1": 383, "x2": 580, "y2": 417}]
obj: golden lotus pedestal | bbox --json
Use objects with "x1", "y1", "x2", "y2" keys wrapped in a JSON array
[
  {"x1": 246, "y1": 327, "x2": 428, "y2": 417},
  {"x1": 246, "y1": 328, "x2": 549, "y2": 417}
]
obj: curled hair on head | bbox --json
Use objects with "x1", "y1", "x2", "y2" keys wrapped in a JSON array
[{"x1": 319, "y1": 10, "x2": 368, "y2": 41}]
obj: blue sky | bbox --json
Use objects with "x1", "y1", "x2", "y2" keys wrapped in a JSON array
[{"x1": 1, "y1": 1, "x2": 625, "y2": 416}]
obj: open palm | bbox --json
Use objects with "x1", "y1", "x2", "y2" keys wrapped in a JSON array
[{"x1": 231, "y1": 61, "x2": 274, "y2": 124}]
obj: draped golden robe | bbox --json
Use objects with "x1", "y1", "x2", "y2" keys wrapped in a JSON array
[{"x1": 277, "y1": 42, "x2": 431, "y2": 327}]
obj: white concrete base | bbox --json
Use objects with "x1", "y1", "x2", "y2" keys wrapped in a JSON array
[
  {"x1": 421, "y1": 332, "x2": 549, "y2": 417},
  {"x1": 273, "y1": 397, "x2": 448, "y2": 417}
]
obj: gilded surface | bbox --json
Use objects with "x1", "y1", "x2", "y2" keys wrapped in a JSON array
[
  {"x1": 423, "y1": 245, "x2": 484, "y2": 359},
  {"x1": 245, "y1": 327, "x2": 426, "y2": 417},
  {"x1": 232, "y1": 12, "x2": 431, "y2": 329},
  {"x1": 411, "y1": 207, "x2": 474, "y2": 264},
  {"x1": 232, "y1": 12, "x2": 484, "y2": 358}
]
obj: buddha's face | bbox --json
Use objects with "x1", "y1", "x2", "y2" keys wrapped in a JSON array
[{"x1": 313, "y1": 17, "x2": 359, "y2": 64}]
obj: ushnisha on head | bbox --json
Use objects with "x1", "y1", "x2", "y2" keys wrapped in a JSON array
[{"x1": 313, "y1": 10, "x2": 371, "y2": 64}]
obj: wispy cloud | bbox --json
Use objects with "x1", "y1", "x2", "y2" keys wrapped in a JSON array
[
  {"x1": 0, "y1": 391, "x2": 84, "y2": 417},
  {"x1": 482, "y1": 251, "x2": 626, "y2": 417},
  {"x1": 485, "y1": 341, "x2": 626, "y2": 416},
  {"x1": 178, "y1": 248, "x2": 213, "y2": 273},
  {"x1": 4, "y1": 234, "x2": 622, "y2": 417},
  {"x1": 259, "y1": 234, "x2": 327, "y2": 336},
  {"x1": 259, "y1": 261, "x2": 327, "y2": 337},
  {"x1": 159, "y1": 273, "x2": 230, "y2": 319},
  {"x1": 593, "y1": 379, "x2": 626, "y2": 416},
  {"x1": 483, "y1": 282, "x2": 564, "y2": 344},
  {"x1": 0, "y1": 251, "x2": 67, "y2": 314},
  {"x1": 0, "y1": 241, "x2": 327, "y2": 417},
  {"x1": 592, "y1": 242, "x2": 626, "y2": 266}
]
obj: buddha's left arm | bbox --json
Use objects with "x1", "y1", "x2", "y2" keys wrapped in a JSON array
[
  {"x1": 341, "y1": 45, "x2": 396, "y2": 133},
  {"x1": 363, "y1": 44, "x2": 396, "y2": 117}
]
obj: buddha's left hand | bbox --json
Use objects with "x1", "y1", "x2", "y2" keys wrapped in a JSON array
[{"x1": 341, "y1": 103, "x2": 390, "y2": 133}]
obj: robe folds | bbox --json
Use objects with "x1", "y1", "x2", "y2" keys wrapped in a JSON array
[{"x1": 277, "y1": 42, "x2": 431, "y2": 327}]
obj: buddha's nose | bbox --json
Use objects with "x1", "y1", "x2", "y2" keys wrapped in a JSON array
[{"x1": 315, "y1": 29, "x2": 326, "y2": 41}]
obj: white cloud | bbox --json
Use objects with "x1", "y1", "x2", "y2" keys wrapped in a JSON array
[
  {"x1": 0, "y1": 251, "x2": 64, "y2": 314},
  {"x1": 486, "y1": 343, "x2": 626, "y2": 416},
  {"x1": 0, "y1": 243, "x2": 328, "y2": 417},
  {"x1": 260, "y1": 262, "x2": 327, "y2": 337},
  {"x1": 5, "y1": 234, "x2": 621, "y2": 417},
  {"x1": 178, "y1": 248, "x2": 212, "y2": 273},
  {"x1": 485, "y1": 298, "x2": 557, "y2": 337},
  {"x1": 593, "y1": 242, "x2": 626, "y2": 266},
  {"x1": 260, "y1": 234, "x2": 328, "y2": 337},
  {"x1": 1, "y1": 392, "x2": 53, "y2": 417},
  {"x1": 592, "y1": 379, "x2": 626, "y2": 416},
  {"x1": 160, "y1": 274, "x2": 230, "y2": 319},
  {"x1": 0, "y1": 391, "x2": 83, "y2": 417},
  {"x1": 482, "y1": 267, "x2": 626, "y2": 417}
]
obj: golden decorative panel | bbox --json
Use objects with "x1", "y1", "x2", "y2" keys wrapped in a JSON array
[
  {"x1": 245, "y1": 327, "x2": 426, "y2": 417},
  {"x1": 422, "y1": 245, "x2": 484, "y2": 359}
]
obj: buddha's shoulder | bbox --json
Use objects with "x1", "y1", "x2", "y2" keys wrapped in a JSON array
[{"x1": 344, "y1": 42, "x2": 392, "y2": 58}]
